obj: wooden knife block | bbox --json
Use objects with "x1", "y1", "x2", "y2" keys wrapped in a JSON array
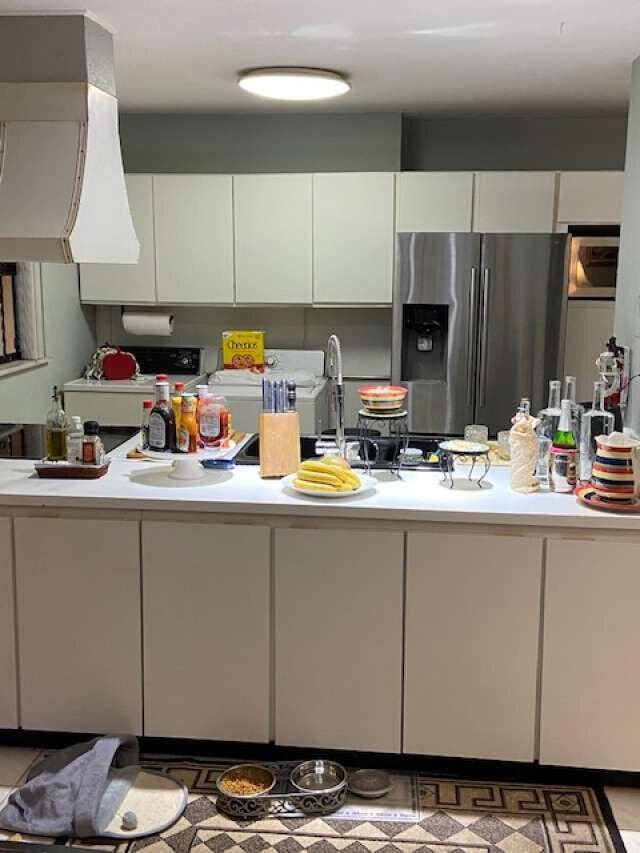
[{"x1": 259, "y1": 412, "x2": 301, "y2": 478}]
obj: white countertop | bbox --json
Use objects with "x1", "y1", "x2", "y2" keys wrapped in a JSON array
[{"x1": 0, "y1": 446, "x2": 638, "y2": 530}]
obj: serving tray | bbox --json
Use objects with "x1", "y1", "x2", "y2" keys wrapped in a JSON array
[{"x1": 34, "y1": 460, "x2": 110, "y2": 479}]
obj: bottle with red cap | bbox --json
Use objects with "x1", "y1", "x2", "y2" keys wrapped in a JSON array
[
  {"x1": 172, "y1": 381, "x2": 185, "y2": 446},
  {"x1": 140, "y1": 400, "x2": 153, "y2": 449}
]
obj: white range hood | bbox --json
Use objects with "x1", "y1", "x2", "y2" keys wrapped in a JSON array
[{"x1": 0, "y1": 13, "x2": 139, "y2": 264}]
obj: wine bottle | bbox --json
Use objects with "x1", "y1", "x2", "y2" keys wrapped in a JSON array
[{"x1": 553, "y1": 399, "x2": 577, "y2": 450}]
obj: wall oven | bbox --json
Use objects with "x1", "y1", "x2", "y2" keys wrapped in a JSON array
[{"x1": 568, "y1": 226, "x2": 619, "y2": 299}]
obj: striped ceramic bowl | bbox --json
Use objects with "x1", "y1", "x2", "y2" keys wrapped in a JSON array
[{"x1": 591, "y1": 439, "x2": 636, "y2": 501}]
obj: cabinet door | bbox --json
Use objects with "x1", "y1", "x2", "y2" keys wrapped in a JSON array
[
  {"x1": 405, "y1": 532, "x2": 542, "y2": 761},
  {"x1": 557, "y1": 171, "x2": 624, "y2": 224},
  {"x1": 541, "y1": 539, "x2": 640, "y2": 770},
  {"x1": 0, "y1": 518, "x2": 17, "y2": 728},
  {"x1": 142, "y1": 522, "x2": 270, "y2": 741},
  {"x1": 14, "y1": 517, "x2": 142, "y2": 733},
  {"x1": 397, "y1": 172, "x2": 473, "y2": 232},
  {"x1": 80, "y1": 175, "x2": 156, "y2": 303},
  {"x1": 275, "y1": 528, "x2": 403, "y2": 752},
  {"x1": 234, "y1": 174, "x2": 312, "y2": 304},
  {"x1": 154, "y1": 175, "x2": 234, "y2": 304},
  {"x1": 473, "y1": 172, "x2": 557, "y2": 232},
  {"x1": 313, "y1": 173, "x2": 395, "y2": 303}
]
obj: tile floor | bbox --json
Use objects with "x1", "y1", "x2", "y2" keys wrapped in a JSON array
[
  {"x1": 605, "y1": 786, "x2": 640, "y2": 852},
  {"x1": 0, "y1": 747, "x2": 639, "y2": 850}
]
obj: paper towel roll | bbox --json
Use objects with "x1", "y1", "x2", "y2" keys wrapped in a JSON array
[{"x1": 122, "y1": 310, "x2": 174, "y2": 337}]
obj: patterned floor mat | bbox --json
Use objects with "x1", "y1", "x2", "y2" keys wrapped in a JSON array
[{"x1": 0, "y1": 756, "x2": 623, "y2": 853}]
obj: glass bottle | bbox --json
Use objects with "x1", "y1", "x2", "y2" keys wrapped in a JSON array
[
  {"x1": 148, "y1": 380, "x2": 175, "y2": 452},
  {"x1": 172, "y1": 381, "x2": 185, "y2": 437},
  {"x1": 553, "y1": 399, "x2": 577, "y2": 449},
  {"x1": 82, "y1": 420, "x2": 105, "y2": 465},
  {"x1": 140, "y1": 399, "x2": 153, "y2": 450},
  {"x1": 66, "y1": 415, "x2": 84, "y2": 464},
  {"x1": 563, "y1": 375, "x2": 584, "y2": 439},
  {"x1": 579, "y1": 380, "x2": 615, "y2": 482},
  {"x1": 177, "y1": 394, "x2": 198, "y2": 453},
  {"x1": 537, "y1": 380, "x2": 562, "y2": 439},
  {"x1": 46, "y1": 386, "x2": 67, "y2": 461}
]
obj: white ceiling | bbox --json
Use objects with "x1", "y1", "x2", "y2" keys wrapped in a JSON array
[{"x1": 2, "y1": 0, "x2": 640, "y2": 113}]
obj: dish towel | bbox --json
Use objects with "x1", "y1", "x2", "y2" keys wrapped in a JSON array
[{"x1": 0, "y1": 734, "x2": 187, "y2": 839}]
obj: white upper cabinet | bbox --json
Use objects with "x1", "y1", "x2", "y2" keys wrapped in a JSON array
[
  {"x1": 313, "y1": 172, "x2": 395, "y2": 304},
  {"x1": 557, "y1": 171, "x2": 624, "y2": 224},
  {"x1": 396, "y1": 172, "x2": 474, "y2": 232},
  {"x1": 154, "y1": 175, "x2": 234, "y2": 304},
  {"x1": 473, "y1": 171, "x2": 557, "y2": 232},
  {"x1": 80, "y1": 174, "x2": 156, "y2": 303},
  {"x1": 234, "y1": 174, "x2": 312, "y2": 304}
]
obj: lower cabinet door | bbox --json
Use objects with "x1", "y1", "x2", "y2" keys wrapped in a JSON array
[
  {"x1": 541, "y1": 539, "x2": 640, "y2": 770},
  {"x1": 0, "y1": 518, "x2": 17, "y2": 728},
  {"x1": 142, "y1": 522, "x2": 270, "y2": 741},
  {"x1": 274, "y1": 528, "x2": 403, "y2": 752},
  {"x1": 404, "y1": 532, "x2": 542, "y2": 761},
  {"x1": 14, "y1": 517, "x2": 142, "y2": 733}
]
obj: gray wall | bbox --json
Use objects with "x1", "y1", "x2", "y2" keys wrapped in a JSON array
[
  {"x1": 0, "y1": 265, "x2": 96, "y2": 423},
  {"x1": 616, "y1": 60, "x2": 640, "y2": 430},
  {"x1": 120, "y1": 113, "x2": 402, "y2": 173},
  {"x1": 402, "y1": 115, "x2": 628, "y2": 171}
]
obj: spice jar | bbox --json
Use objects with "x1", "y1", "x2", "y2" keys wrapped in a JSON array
[{"x1": 82, "y1": 421, "x2": 105, "y2": 465}]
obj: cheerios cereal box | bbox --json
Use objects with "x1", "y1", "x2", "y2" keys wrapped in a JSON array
[{"x1": 222, "y1": 330, "x2": 265, "y2": 371}]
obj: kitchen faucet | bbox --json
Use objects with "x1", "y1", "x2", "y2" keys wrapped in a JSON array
[{"x1": 326, "y1": 334, "x2": 345, "y2": 456}]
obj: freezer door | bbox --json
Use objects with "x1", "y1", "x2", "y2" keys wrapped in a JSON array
[
  {"x1": 393, "y1": 232, "x2": 481, "y2": 434},
  {"x1": 475, "y1": 234, "x2": 569, "y2": 434}
]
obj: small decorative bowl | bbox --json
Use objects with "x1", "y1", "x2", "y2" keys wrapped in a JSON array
[
  {"x1": 289, "y1": 760, "x2": 347, "y2": 795},
  {"x1": 216, "y1": 764, "x2": 277, "y2": 799},
  {"x1": 358, "y1": 385, "x2": 408, "y2": 412}
]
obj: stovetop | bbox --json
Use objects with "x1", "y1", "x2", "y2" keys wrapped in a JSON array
[{"x1": 0, "y1": 423, "x2": 139, "y2": 460}]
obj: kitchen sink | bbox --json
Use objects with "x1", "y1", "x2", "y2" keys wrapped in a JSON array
[{"x1": 235, "y1": 433, "x2": 449, "y2": 471}]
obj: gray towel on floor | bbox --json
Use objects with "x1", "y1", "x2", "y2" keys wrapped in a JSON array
[{"x1": 0, "y1": 734, "x2": 139, "y2": 837}]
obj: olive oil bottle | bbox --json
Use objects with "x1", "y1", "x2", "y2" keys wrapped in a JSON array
[{"x1": 46, "y1": 386, "x2": 67, "y2": 461}]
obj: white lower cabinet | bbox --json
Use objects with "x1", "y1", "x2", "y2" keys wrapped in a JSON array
[
  {"x1": 541, "y1": 539, "x2": 640, "y2": 770},
  {"x1": 275, "y1": 528, "x2": 403, "y2": 751},
  {"x1": 142, "y1": 522, "x2": 270, "y2": 741},
  {"x1": 0, "y1": 518, "x2": 17, "y2": 728},
  {"x1": 14, "y1": 517, "x2": 142, "y2": 733},
  {"x1": 404, "y1": 532, "x2": 542, "y2": 761}
]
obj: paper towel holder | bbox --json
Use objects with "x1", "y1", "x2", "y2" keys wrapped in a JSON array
[{"x1": 121, "y1": 306, "x2": 175, "y2": 337}]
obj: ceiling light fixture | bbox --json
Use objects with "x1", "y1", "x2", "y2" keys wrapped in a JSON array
[{"x1": 238, "y1": 67, "x2": 350, "y2": 101}]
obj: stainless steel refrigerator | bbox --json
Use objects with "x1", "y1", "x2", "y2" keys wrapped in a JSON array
[{"x1": 392, "y1": 233, "x2": 569, "y2": 436}]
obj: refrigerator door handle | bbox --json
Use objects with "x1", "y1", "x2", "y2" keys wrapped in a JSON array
[
  {"x1": 466, "y1": 267, "x2": 479, "y2": 406},
  {"x1": 478, "y1": 267, "x2": 490, "y2": 407}
]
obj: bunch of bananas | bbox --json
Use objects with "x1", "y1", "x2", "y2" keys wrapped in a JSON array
[{"x1": 294, "y1": 455, "x2": 361, "y2": 493}]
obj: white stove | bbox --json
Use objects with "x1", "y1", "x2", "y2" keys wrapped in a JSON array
[
  {"x1": 209, "y1": 349, "x2": 329, "y2": 434},
  {"x1": 63, "y1": 346, "x2": 208, "y2": 427}
]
